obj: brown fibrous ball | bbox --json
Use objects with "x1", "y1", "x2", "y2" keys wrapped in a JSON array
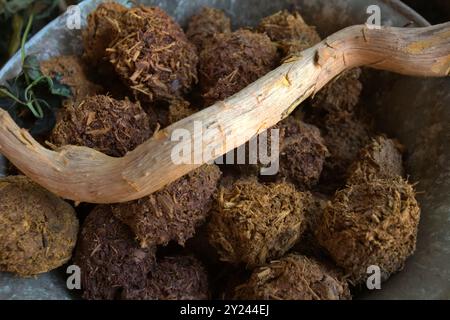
[
  {"x1": 311, "y1": 68, "x2": 363, "y2": 114},
  {"x1": 186, "y1": 7, "x2": 231, "y2": 51},
  {"x1": 293, "y1": 192, "x2": 329, "y2": 257},
  {"x1": 319, "y1": 111, "x2": 373, "y2": 189},
  {"x1": 208, "y1": 179, "x2": 307, "y2": 268},
  {"x1": 40, "y1": 55, "x2": 103, "y2": 104},
  {"x1": 228, "y1": 117, "x2": 327, "y2": 186},
  {"x1": 121, "y1": 256, "x2": 209, "y2": 300},
  {"x1": 49, "y1": 95, "x2": 155, "y2": 157},
  {"x1": 199, "y1": 29, "x2": 279, "y2": 105},
  {"x1": 74, "y1": 205, "x2": 156, "y2": 300},
  {"x1": 347, "y1": 135, "x2": 404, "y2": 184},
  {"x1": 257, "y1": 10, "x2": 321, "y2": 57},
  {"x1": 0, "y1": 176, "x2": 78, "y2": 277},
  {"x1": 111, "y1": 165, "x2": 222, "y2": 248},
  {"x1": 234, "y1": 254, "x2": 351, "y2": 300},
  {"x1": 82, "y1": 2, "x2": 127, "y2": 65},
  {"x1": 316, "y1": 178, "x2": 420, "y2": 284},
  {"x1": 108, "y1": 7, "x2": 198, "y2": 102},
  {"x1": 148, "y1": 99, "x2": 196, "y2": 128},
  {"x1": 277, "y1": 118, "x2": 329, "y2": 189}
]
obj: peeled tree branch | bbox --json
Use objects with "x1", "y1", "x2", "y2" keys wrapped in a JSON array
[{"x1": 0, "y1": 23, "x2": 449, "y2": 203}]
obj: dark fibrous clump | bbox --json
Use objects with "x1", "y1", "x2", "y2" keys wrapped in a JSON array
[
  {"x1": 233, "y1": 254, "x2": 351, "y2": 300},
  {"x1": 199, "y1": 29, "x2": 279, "y2": 106},
  {"x1": 318, "y1": 111, "x2": 373, "y2": 190},
  {"x1": 40, "y1": 55, "x2": 103, "y2": 104},
  {"x1": 293, "y1": 193, "x2": 329, "y2": 258},
  {"x1": 82, "y1": 2, "x2": 127, "y2": 65},
  {"x1": 316, "y1": 178, "x2": 420, "y2": 284},
  {"x1": 107, "y1": 7, "x2": 198, "y2": 102},
  {"x1": 186, "y1": 7, "x2": 231, "y2": 51},
  {"x1": 74, "y1": 205, "x2": 156, "y2": 300},
  {"x1": 233, "y1": 117, "x2": 327, "y2": 188},
  {"x1": 111, "y1": 165, "x2": 222, "y2": 248},
  {"x1": 0, "y1": 176, "x2": 78, "y2": 277},
  {"x1": 121, "y1": 256, "x2": 209, "y2": 300},
  {"x1": 302, "y1": 67, "x2": 372, "y2": 191},
  {"x1": 149, "y1": 99, "x2": 196, "y2": 128},
  {"x1": 257, "y1": 10, "x2": 321, "y2": 57},
  {"x1": 276, "y1": 118, "x2": 329, "y2": 189},
  {"x1": 347, "y1": 135, "x2": 404, "y2": 184},
  {"x1": 208, "y1": 178, "x2": 307, "y2": 268},
  {"x1": 49, "y1": 95, "x2": 155, "y2": 157},
  {"x1": 311, "y1": 69, "x2": 363, "y2": 114}
]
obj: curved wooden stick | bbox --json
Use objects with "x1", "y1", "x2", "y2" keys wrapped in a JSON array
[{"x1": 1, "y1": 23, "x2": 449, "y2": 203}]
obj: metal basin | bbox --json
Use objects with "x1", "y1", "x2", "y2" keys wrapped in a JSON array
[{"x1": 0, "y1": 0, "x2": 449, "y2": 300}]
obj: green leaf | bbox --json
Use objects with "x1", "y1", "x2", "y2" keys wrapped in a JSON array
[
  {"x1": 23, "y1": 55, "x2": 42, "y2": 80},
  {"x1": 0, "y1": 54, "x2": 72, "y2": 136},
  {"x1": 49, "y1": 74, "x2": 72, "y2": 97}
]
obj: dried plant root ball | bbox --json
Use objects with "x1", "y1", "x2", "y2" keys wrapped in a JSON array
[
  {"x1": 234, "y1": 254, "x2": 351, "y2": 300},
  {"x1": 257, "y1": 10, "x2": 321, "y2": 56},
  {"x1": 108, "y1": 7, "x2": 198, "y2": 102},
  {"x1": 0, "y1": 176, "x2": 78, "y2": 277},
  {"x1": 311, "y1": 69, "x2": 363, "y2": 114},
  {"x1": 112, "y1": 165, "x2": 221, "y2": 248},
  {"x1": 277, "y1": 118, "x2": 329, "y2": 189},
  {"x1": 122, "y1": 256, "x2": 209, "y2": 300},
  {"x1": 82, "y1": 2, "x2": 127, "y2": 65},
  {"x1": 199, "y1": 29, "x2": 278, "y2": 105},
  {"x1": 40, "y1": 55, "x2": 103, "y2": 104},
  {"x1": 208, "y1": 179, "x2": 307, "y2": 268},
  {"x1": 74, "y1": 205, "x2": 155, "y2": 300},
  {"x1": 186, "y1": 7, "x2": 231, "y2": 51},
  {"x1": 316, "y1": 178, "x2": 420, "y2": 285},
  {"x1": 50, "y1": 95, "x2": 155, "y2": 157},
  {"x1": 347, "y1": 135, "x2": 404, "y2": 184}
]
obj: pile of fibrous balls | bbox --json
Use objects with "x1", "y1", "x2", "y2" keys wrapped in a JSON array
[{"x1": 0, "y1": 3, "x2": 421, "y2": 300}]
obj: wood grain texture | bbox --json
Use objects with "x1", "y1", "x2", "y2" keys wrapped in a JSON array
[{"x1": 0, "y1": 23, "x2": 449, "y2": 203}]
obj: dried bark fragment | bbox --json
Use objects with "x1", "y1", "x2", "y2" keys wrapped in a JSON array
[
  {"x1": 257, "y1": 10, "x2": 321, "y2": 57},
  {"x1": 186, "y1": 7, "x2": 231, "y2": 51},
  {"x1": 122, "y1": 256, "x2": 209, "y2": 300},
  {"x1": 74, "y1": 205, "x2": 156, "y2": 300},
  {"x1": 111, "y1": 165, "x2": 222, "y2": 248},
  {"x1": 199, "y1": 29, "x2": 279, "y2": 106},
  {"x1": 208, "y1": 178, "x2": 307, "y2": 268},
  {"x1": 0, "y1": 176, "x2": 78, "y2": 276},
  {"x1": 316, "y1": 178, "x2": 420, "y2": 285},
  {"x1": 50, "y1": 95, "x2": 155, "y2": 157},
  {"x1": 108, "y1": 7, "x2": 198, "y2": 102},
  {"x1": 40, "y1": 55, "x2": 103, "y2": 104},
  {"x1": 234, "y1": 254, "x2": 351, "y2": 300}
]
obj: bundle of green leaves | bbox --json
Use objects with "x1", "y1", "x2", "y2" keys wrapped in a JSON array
[{"x1": 0, "y1": 12, "x2": 72, "y2": 136}]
